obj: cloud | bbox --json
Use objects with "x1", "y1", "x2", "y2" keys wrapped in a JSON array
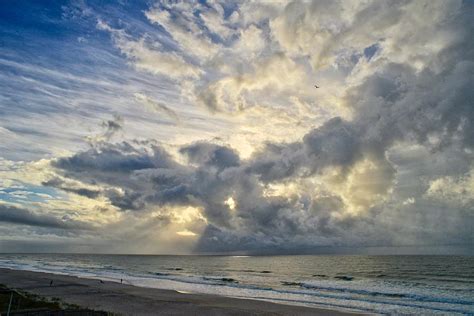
[
  {"x1": 85, "y1": 114, "x2": 124, "y2": 145},
  {"x1": 2, "y1": 0, "x2": 474, "y2": 254},
  {"x1": 145, "y1": 2, "x2": 221, "y2": 60},
  {"x1": 42, "y1": 177, "x2": 101, "y2": 199},
  {"x1": 196, "y1": 53, "x2": 311, "y2": 112},
  {"x1": 269, "y1": 1, "x2": 465, "y2": 71},
  {"x1": 180, "y1": 142, "x2": 240, "y2": 170},
  {"x1": 134, "y1": 93, "x2": 180, "y2": 122},
  {"x1": 47, "y1": 27, "x2": 474, "y2": 248},
  {"x1": 101, "y1": 115, "x2": 123, "y2": 137},
  {"x1": 97, "y1": 20, "x2": 202, "y2": 79},
  {"x1": 0, "y1": 203, "x2": 91, "y2": 230},
  {"x1": 47, "y1": 112, "x2": 473, "y2": 253},
  {"x1": 426, "y1": 169, "x2": 474, "y2": 207}
]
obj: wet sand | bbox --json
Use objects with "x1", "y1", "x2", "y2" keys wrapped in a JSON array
[{"x1": 0, "y1": 268, "x2": 365, "y2": 315}]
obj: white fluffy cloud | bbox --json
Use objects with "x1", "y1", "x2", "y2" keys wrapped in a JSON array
[{"x1": 97, "y1": 20, "x2": 202, "y2": 79}]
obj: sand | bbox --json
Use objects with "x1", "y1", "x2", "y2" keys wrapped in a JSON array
[{"x1": 0, "y1": 268, "x2": 366, "y2": 315}]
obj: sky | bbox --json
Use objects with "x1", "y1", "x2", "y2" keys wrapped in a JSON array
[{"x1": 0, "y1": 0, "x2": 473, "y2": 255}]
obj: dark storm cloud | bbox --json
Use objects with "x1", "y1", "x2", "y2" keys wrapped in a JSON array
[
  {"x1": 53, "y1": 142, "x2": 177, "y2": 180},
  {"x1": 50, "y1": 141, "x2": 182, "y2": 211},
  {"x1": 86, "y1": 115, "x2": 124, "y2": 145},
  {"x1": 49, "y1": 138, "x2": 372, "y2": 252},
  {"x1": 0, "y1": 204, "x2": 91, "y2": 230},
  {"x1": 105, "y1": 188, "x2": 145, "y2": 211},
  {"x1": 65, "y1": 187, "x2": 100, "y2": 199},
  {"x1": 42, "y1": 178, "x2": 101, "y2": 199},
  {"x1": 246, "y1": 117, "x2": 363, "y2": 183},
  {"x1": 246, "y1": 142, "x2": 304, "y2": 182},
  {"x1": 180, "y1": 142, "x2": 240, "y2": 170},
  {"x1": 102, "y1": 115, "x2": 123, "y2": 134}
]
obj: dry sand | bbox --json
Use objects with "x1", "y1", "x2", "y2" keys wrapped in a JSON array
[{"x1": 0, "y1": 268, "x2": 366, "y2": 315}]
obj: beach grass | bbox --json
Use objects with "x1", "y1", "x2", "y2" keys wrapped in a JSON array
[{"x1": 0, "y1": 283, "x2": 111, "y2": 315}]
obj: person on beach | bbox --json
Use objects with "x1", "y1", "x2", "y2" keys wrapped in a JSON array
[{"x1": 49, "y1": 280, "x2": 53, "y2": 286}]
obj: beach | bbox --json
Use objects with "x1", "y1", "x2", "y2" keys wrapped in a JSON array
[
  {"x1": 0, "y1": 254, "x2": 472, "y2": 314},
  {"x1": 0, "y1": 268, "x2": 360, "y2": 315}
]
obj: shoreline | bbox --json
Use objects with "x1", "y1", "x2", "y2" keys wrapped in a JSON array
[{"x1": 0, "y1": 268, "x2": 365, "y2": 315}]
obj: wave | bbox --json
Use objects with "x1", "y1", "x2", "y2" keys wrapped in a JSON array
[
  {"x1": 281, "y1": 281, "x2": 303, "y2": 286},
  {"x1": 224, "y1": 269, "x2": 272, "y2": 274},
  {"x1": 312, "y1": 274, "x2": 328, "y2": 278},
  {"x1": 80, "y1": 267, "x2": 474, "y2": 313},
  {"x1": 119, "y1": 273, "x2": 474, "y2": 314},
  {"x1": 203, "y1": 277, "x2": 239, "y2": 283},
  {"x1": 299, "y1": 282, "x2": 474, "y2": 306}
]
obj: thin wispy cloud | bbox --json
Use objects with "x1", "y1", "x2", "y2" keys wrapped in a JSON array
[{"x1": 134, "y1": 93, "x2": 180, "y2": 123}]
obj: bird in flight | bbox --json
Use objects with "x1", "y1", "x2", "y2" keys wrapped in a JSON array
[{"x1": 314, "y1": 84, "x2": 320, "y2": 88}]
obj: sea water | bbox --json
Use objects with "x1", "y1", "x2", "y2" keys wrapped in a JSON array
[{"x1": 0, "y1": 254, "x2": 472, "y2": 315}]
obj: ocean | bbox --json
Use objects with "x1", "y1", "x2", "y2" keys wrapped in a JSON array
[{"x1": 0, "y1": 254, "x2": 472, "y2": 315}]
